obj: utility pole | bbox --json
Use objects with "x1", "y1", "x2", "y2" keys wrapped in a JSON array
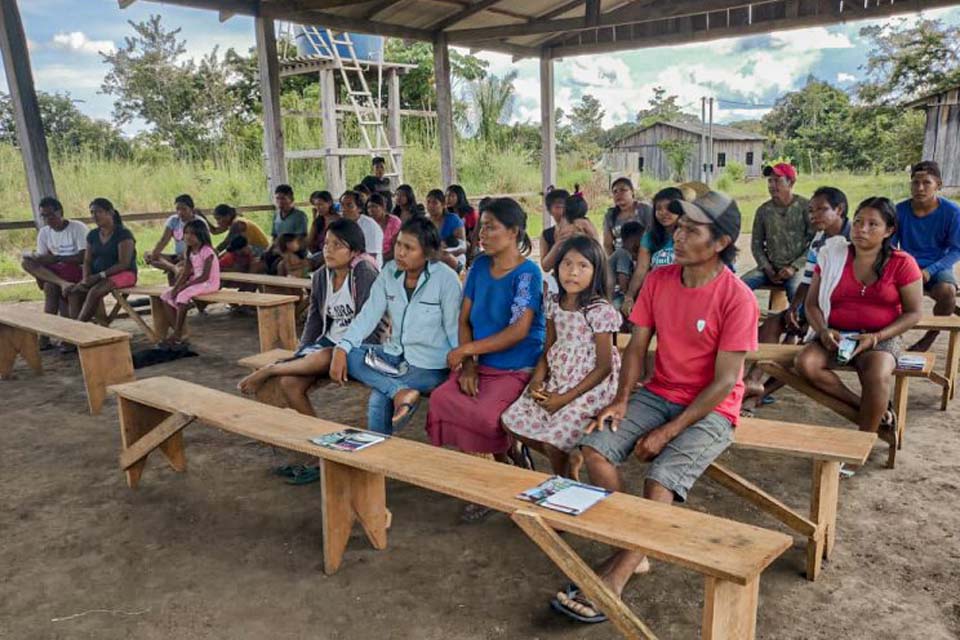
[
  {"x1": 700, "y1": 97, "x2": 707, "y2": 183},
  {"x1": 707, "y1": 97, "x2": 715, "y2": 185}
]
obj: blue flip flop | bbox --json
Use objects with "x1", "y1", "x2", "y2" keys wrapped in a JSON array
[
  {"x1": 550, "y1": 584, "x2": 607, "y2": 624},
  {"x1": 391, "y1": 397, "x2": 421, "y2": 432}
]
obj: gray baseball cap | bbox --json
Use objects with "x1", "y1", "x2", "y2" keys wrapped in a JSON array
[{"x1": 668, "y1": 191, "x2": 742, "y2": 243}]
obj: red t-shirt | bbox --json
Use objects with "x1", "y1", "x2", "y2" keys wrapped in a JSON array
[
  {"x1": 817, "y1": 249, "x2": 921, "y2": 333},
  {"x1": 461, "y1": 207, "x2": 479, "y2": 232},
  {"x1": 629, "y1": 264, "x2": 759, "y2": 425}
]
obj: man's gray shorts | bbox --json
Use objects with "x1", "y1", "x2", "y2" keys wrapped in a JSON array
[{"x1": 578, "y1": 387, "x2": 733, "y2": 502}]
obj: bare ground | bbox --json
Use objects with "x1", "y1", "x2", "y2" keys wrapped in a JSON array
[{"x1": 2, "y1": 283, "x2": 960, "y2": 639}]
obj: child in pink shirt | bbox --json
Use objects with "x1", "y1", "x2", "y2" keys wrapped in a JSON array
[{"x1": 160, "y1": 219, "x2": 221, "y2": 346}]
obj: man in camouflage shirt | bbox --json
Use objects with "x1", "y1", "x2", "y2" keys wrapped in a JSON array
[{"x1": 741, "y1": 163, "x2": 813, "y2": 301}]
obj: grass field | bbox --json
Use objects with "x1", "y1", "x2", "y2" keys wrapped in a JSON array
[{"x1": 0, "y1": 139, "x2": 911, "y2": 303}]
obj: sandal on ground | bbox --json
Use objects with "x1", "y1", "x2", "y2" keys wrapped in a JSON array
[
  {"x1": 273, "y1": 463, "x2": 307, "y2": 478},
  {"x1": 460, "y1": 502, "x2": 493, "y2": 524},
  {"x1": 391, "y1": 396, "x2": 421, "y2": 431},
  {"x1": 285, "y1": 465, "x2": 320, "y2": 485},
  {"x1": 507, "y1": 443, "x2": 535, "y2": 470},
  {"x1": 551, "y1": 584, "x2": 607, "y2": 624},
  {"x1": 760, "y1": 395, "x2": 777, "y2": 406},
  {"x1": 838, "y1": 463, "x2": 857, "y2": 479},
  {"x1": 739, "y1": 407, "x2": 756, "y2": 418}
]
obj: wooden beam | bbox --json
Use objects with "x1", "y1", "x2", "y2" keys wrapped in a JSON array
[
  {"x1": 539, "y1": 52, "x2": 556, "y2": 207},
  {"x1": 124, "y1": 0, "x2": 258, "y2": 15},
  {"x1": 433, "y1": 32, "x2": 457, "y2": 187},
  {"x1": 362, "y1": 0, "x2": 406, "y2": 20},
  {"x1": 0, "y1": 0, "x2": 57, "y2": 228},
  {"x1": 255, "y1": 15, "x2": 288, "y2": 196},
  {"x1": 432, "y1": 0, "x2": 504, "y2": 31},
  {"x1": 585, "y1": 0, "x2": 601, "y2": 26},
  {"x1": 320, "y1": 68, "x2": 345, "y2": 196},
  {"x1": 260, "y1": 6, "x2": 435, "y2": 41},
  {"x1": 218, "y1": 10, "x2": 235, "y2": 21},
  {"x1": 118, "y1": 0, "x2": 138, "y2": 7},
  {"x1": 387, "y1": 68, "x2": 404, "y2": 183},
  {"x1": 119, "y1": 412, "x2": 195, "y2": 471}
]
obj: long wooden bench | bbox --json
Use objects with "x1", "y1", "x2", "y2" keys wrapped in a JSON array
[
  {"x1": 0, "y1": 306, "x2": 134, "y2": 414},
  {"x1": 110, "y1": 376, "x2": 792, "y2": 640},
  {"x1": 239, "y1": 349, "x2": 870, "y2": 582},
  {"x1": 112, "y1": 286, "x2": 300, "y2": 352},
  {"x1": 748, "y1": 343, "x2": 935, "y2": 468},
  {"x1": 220, "y1": 271, "x2": 311, "y2": 293}
]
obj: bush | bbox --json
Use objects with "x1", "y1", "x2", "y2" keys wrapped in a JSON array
[
  {"x1": 715, "y1": 173, "x2": 734, "y2": 192},
  {"x1": 724, "y1": 160, "x2": 746, "y2": 183}
]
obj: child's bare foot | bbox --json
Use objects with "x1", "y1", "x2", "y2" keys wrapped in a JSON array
[{"x1": 238, "y1": 366, "x2": 274, "y2": 395}]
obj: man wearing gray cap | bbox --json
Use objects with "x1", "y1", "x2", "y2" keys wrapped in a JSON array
[{"x1": 551, "y1": 191, "x2": 759, "y2": 624}]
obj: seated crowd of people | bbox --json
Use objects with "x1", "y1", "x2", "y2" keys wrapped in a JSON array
[{"x1": 19, "y1": 156, "x2": 959, "y2": 626}]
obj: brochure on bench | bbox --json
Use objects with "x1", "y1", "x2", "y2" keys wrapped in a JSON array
[
  {"x1": 518, "y1": 476, "x2": 611, "y2": 516},
  {"x1": 897, "y1": 355, "x2": 926, "y2": 371},
  {"x1": 310, "y1": 429, "x2": 386, "y2": 452}
]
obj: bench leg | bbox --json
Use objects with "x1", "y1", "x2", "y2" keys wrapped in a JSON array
[
  {"x1": 112, "y1": 292, "x2": 160, "y2": 343},
  {"x1": 78, "y1": 341, "x2": 135, "y2": 415},
  {"x1": 702, "y1": 575, "x2": 760, "y2": 640},
  {"x1": 943, "y1": 330, "x2": 959, "y2": 408},
  {"x1": 118, "y1": 398, "x2": 190, "y2": 488},
  {"x1": 149, "y1": 295, "x2": 171, "y2": 342},
  {"x1": 768, "y1": 288, "x2": 787, "y2": 312},
  {"x1": 256, "y1": 303, "x2": 297, "y2": 352},
  {"x1": 512, "y1": 510, "x2": 658, "y2": 640},
  {"x1": 806, "y1": 460, "x2": 840, "y2": 581},
  {"x1": 320, "y1": 459, "x2": 388, "y2": 575},
  {"x1": 0, "y1": 325, "x2": 42, "y2": 378},
  {"x1": 890, "y1": 376, "x2": 910, "y2": 468},
  {"x1": 759, "y1": 362, "x2": 859, "y2": 423}
]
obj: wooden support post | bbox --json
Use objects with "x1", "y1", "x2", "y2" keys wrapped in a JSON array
[
  {"x1": 943, "y1": 329, "x2": 959, "y2": 408},
  {"x1": 117, "y1": 399, "x2": 187, "y2": 489},
  {"x1": 119, "y1": 412, "x2": 194, "y2": 471},
  {"x1": 768, "y1": 288, "x2": 788, "y2": 312},
  {"x1": 512, "y1": 511, "x2": 658, "y2": 640},
  {"x1": 320, "y1": 459, "x2": 388, "y2": 575},
  {"x1": 0, "y1": 0, "x2": 56, "y2": 227},
  {"x1": 705, "y1": 464, "x2": 816, "y2": 537},
  {"x1": 148, "y1": 295, "x2": 171, "y2": 342},
  {"x1": 433, "y1": 32, "x2": 456, "y2": 187},
  {"x1": 77, "y1": 340, "x2": 135, "y2": 415},
  {"x1": 112, "y1": 292, "x2": 160, "y2": 342},
  {"x1": 758, "y1": 362, "x2": 859, "y2": 423},
  {"x1": 891, "y1": 375, "x2": 909, "y2": 466},
  {"x1": 0, "y1": 325, "x2": 41, "y2": 378},
  {"x1": 702, "y1": 575, "x2": 760, "y2": 640},
  {"x1": 539, "y1": 51, "x2": 556, "y2": 232},
  {"x1": 320, "y1": 68, "x2": 345, "y2": 196},
  {"x1": 257, "y1": 302, "x2": 297, "y2": 352},
  {"x1": 255, "y1": 15, "x2": 288, "y2": 196},
  {"x1": 387, "y1": 68, "x2": 403, "y2": 183},
  {"x1": 805, "y1": 460, "x2": 840, "y2": 581}
]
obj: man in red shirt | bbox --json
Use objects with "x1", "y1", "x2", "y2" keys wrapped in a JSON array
[{"x1": 552, "y1": 191, "x2": 759, "y2": 624}]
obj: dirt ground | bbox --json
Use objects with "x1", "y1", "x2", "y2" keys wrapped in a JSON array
[{"x1": 2, "y1": 256, "x2": 960, "y2": 639}]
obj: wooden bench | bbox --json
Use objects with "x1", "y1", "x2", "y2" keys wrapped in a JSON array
[
  {"x1": 748, "y1": 343, "x2": 935, "y2": 468},
  {"x1": 240, "y1": 348, "x2": 868, "y2": 581},
  {"x1": 709, "y1": 418, "x2": 874, "y2": 581},
  {"x1": 112, "y1": 286, "x2": 300, "y2": 352},
  {"x1": 220, "y1": 271, "x2": 311, "y2": 293},
  {"x1": 110, "y1": 376, "x2": 792, "y2": 640},
  {"x1": 755, "y1": 284, "x2": 788, "y2": 312},
  {"x1": 912, "y1": 316, "x2": 960, "y2": 409},
  {"x1": 0, "y1": 306, "x2": 134, "y2": 414}
]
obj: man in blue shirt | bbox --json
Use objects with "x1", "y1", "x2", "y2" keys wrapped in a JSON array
[{"x1": 895, "y1": 161, "x2": 960, "y2": 352}]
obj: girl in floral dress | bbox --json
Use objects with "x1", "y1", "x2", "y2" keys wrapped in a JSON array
[{"x1": 502, "y1": 235, "x2": 621, "y2": 477}]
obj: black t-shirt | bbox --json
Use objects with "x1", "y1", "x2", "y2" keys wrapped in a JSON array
[
  {"x1": 361, "y1": 175, "x2": 393, "y2": 212},
  {"x1": 88, "y1": 226, "x2": 137, "y2": 274},
  {"x1": 543, "y1": 226, "x2": 556, "y2": 251}
]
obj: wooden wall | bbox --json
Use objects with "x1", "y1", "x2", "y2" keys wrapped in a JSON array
[
  {"x1": 605, "y1": 124, "x2": 763, "y2": 182},
  {"x1": 921, "y1": 88, "x2": 960, "y2": 188}
]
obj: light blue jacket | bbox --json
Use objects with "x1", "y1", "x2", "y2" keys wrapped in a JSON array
[{"x1": 337, "y1": 260, "x2": 461, "y2": 370}]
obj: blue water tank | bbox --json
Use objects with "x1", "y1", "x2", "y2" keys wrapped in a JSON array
[{"x1": 294, "y1": 26, "x2": 384, "y2": 61}]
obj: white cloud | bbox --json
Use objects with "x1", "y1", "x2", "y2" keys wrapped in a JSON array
[
  {"x1": 837, "y1": 72, "x2": 856, "y2": 83},
  {"x1": 34, "y1": 63, "x2": 105, "y2": 90},
  {"x1": 51, "y1": 31, "x2": 115, "y2": 55}
]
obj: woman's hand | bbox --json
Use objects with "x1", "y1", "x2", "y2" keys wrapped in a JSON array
[
  {"x1": 850, "y1": 332, "x2": 880, "y2": 359},
  {"x1": 585, "y1": 399, "x2": 628, "y2": 434},
  {"x1": 534, "y1": 390, "x2": 568, "y2": 414},
  {"x1": 329, "y1": 348, "x2": 348, "y2": 384},
  {"x1": 527, "y1": 378, "x2": 546, "y2": 398},
  {"x1": 446, "y1": 344, "x2": 472, "y2": 370},
  {"x1": 457, "y1": 360, "x2": 479, "y2": 397},
  {"x1": 818, "y1": 328, "x2": 841, "y2": 351},
  {"x1": 621, "y1": 295, "x2": 635, "y2": 318}
]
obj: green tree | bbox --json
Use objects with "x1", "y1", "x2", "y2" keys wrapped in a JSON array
[
  {"x1": 569, "y1": 94, "x2": 604, "y2": 137},
  {"x1": 0, "y1": 91, "x2": 129, "y2": 158},
  {"x1": 383, "y1": 39, "x2": 488, "y2": 111},
  {"x1": 658, "y1": 139, "x2": 694, "y2": 181},
  {"x1": 857, "y1": 18, "x2": 960, "y2": 105},
  {"x1": 636, "y1": 87, "x2": 697, "y2": 127},
  {"x1": 100, "y1": 14, "x2": 245, "y2": 157},
  {"x1": 471, "y1": 71, "x2": 517, "y2": 146}
]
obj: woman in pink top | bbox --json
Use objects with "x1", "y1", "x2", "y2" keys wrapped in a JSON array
[
  {"x1": 160, "y1": 219, "x2": 221, "y2": 346},
  {"x1": 797, "y1": 197, "x2": 922, "y2": 455},
  {"x1": 366, "y1": 193, "x2": 402, "y2": 263}
]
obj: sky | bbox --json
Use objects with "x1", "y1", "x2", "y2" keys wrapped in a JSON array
[{"x1": 5, "y1": 0, "x2": 960, "y2": 134}]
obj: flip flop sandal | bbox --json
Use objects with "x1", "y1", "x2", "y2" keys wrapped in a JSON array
[
  {"x1": 550, "y1": 585, "x2": 607, "y2": 624},
  {"x1": 460, "y1": 503, "x2": 493, "y2": 524},
  {"x1": 838, "y1": 463, "x2": 857, "y2": 479},
  {"x1": 508, "y1": 444, "x2": 536, "y2": 470},
  {"x1": 285, "y1": 465, "x2": 320, "y2": 485},
  {"x1": 391, "y1": 397, "x2": 421, "y2": 431},
  {"x1": 739, "y1": 407, "x2": 756, "y2": 418},
  {"x1": 273, "y1": 463, "x2": 307, "y2": 478},
  {"x1": 760, "y1": 395, "x2": 777, "y2": 406}
]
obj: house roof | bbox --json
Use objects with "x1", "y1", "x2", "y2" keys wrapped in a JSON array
[
  {"x1": 904, "y1": 83, "x2": 960, "y2": 108},
  {"x1": 611, "y1": 119, "x2": 766, "y2": 146},
  {"x1": 128, "y1": 1, "x2": 960, "y2": 60}
]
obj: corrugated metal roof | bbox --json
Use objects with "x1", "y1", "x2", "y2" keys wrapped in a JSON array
[{"x1": 611, "y1": 120, "x2": 766, "y2": 146}]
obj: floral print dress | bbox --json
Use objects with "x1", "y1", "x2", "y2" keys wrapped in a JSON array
[{"x1": 501, "y1": 296, "x2": 622, "y2": 452}]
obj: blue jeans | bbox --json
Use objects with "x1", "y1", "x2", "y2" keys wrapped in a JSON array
[
  {"x1": 741, "y1": 267, "x2": 804, "y2": 302},
  {"x1": 346, "y1": 346, "x2": 449, "y2": 435}
]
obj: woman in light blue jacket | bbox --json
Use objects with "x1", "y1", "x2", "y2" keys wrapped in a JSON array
[{"x1": 330, "y1": 217, "x2": 462, "y2": 434}]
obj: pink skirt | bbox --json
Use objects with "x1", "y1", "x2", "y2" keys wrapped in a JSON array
[
  {"x1": 161, "y1": 282, "x2": 219, "y2": 308},
  {"x1": 425, "y1": 365, "x2": 531, "y2": 454}
]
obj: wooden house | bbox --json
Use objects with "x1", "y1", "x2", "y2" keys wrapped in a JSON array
[
  {"x1": 603, "y1": 120, "x2": 766, "y2": 182},
  {"x1": 908, "y1": 85, "x2": 960, "y2": 189}
]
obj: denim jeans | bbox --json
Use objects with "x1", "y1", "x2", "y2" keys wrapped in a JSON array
[
  {"x1": 346, "y1": 345, "x2": 449, "y2": 434},
  {"x1": 740, "y1": 267, "x2": 804, "y2": 302}
]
